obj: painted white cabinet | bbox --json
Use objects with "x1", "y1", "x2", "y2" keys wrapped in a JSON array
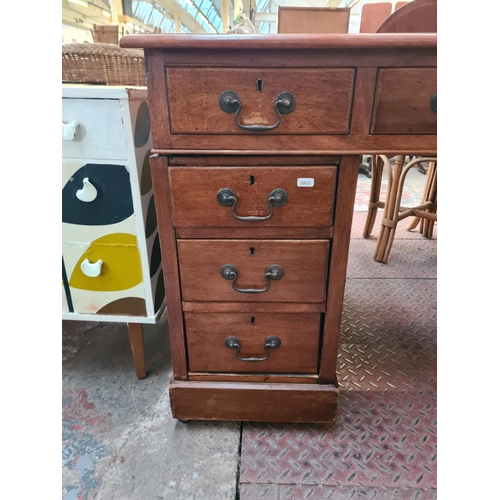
[{"x1": 62, "y1": 86, "x2": 165, "y2": 377}]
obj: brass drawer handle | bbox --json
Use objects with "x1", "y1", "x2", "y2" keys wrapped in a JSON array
[
  {"x1": 224, "y1": 336, "x2": 281, "y2": 362},
  {"x1": 216, "y1": 188, "x2": 287, "y2": 222},
  {"x1": 220, "y1": 264, "x2": 284, "y2": 294},
  {"x1": 219, "y1": 90, "x2": 296, "y2": 132}
]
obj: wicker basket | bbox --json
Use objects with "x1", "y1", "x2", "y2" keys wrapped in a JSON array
[{"x1": 62, "y1": 43, "x2": 146, "y2": 86}]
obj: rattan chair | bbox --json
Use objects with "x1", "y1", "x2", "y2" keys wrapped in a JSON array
[
  {"x1": 363, "y1": 155, "x2": 437, "y2": 263},
  {"x1": 62, "y1": 43, "x2": 146, "y2": 86}
]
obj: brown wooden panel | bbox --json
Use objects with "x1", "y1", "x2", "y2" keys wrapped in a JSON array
[
  {"x1": 169, "y1": 379, "x2": 338, "y2": 422},
  {"x1": 350, "y1": 67, "x2": 377, "y2": 136},
  {"x1": 182, "y1": 302, "x2": 325, "y2": 313},
  {"x1": 159, "y1": 48, "x2": 436, "y2": 72},
  {"x1": 177, "y1": 239, "x2": 329, "y2": 303},
  {"x1": 166, "y1": 68, "x2": 354, "y2": 135},
  {"x1": 169, "y1": 166, "x2": 336, "y2": 228},
  {"x1": 149, "y1": 155, "x2": 187, "y2": 380},
  {"x1": 168, "y1": 134, "x2": 437, "y2": 155},
  {"x1": 320, "y1": 155, "x2": 359, "y2": 383},
  {"x1": 168, "y1": 155, "x2": 340, "y2": 166},
  {"x1": 371, "y1": 68, "x2": 437, "y2": 134},
  {"x1": 185, "y1": 312, "x2": 320, "y2": 374},
  {"x1": 278, "y1": 7, "x2": 350, "y2": 34},
  {"x1": 175, "y1": 227, "x2": 333, "y2": 239},
  {"x1": 189, "y1": 373, "x2": 318, "y2": 383},
  {"x1": 145, "y1": 51, "x2": 171, "y2": 149}
]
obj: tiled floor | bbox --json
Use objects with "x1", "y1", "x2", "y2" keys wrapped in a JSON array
[{"x1": 62, "y1": 166, "x2": 436, "y2": 499}]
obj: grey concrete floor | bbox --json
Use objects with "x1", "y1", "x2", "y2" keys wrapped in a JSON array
[
  {"x1": 62, "y1": 314, "x2": 241, "y2": 500},
  {"x1": 62, "y1": 164, "x2": 431, "y2": 500}
]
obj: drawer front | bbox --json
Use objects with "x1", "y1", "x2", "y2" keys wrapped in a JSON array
[
  {"x1": 62, "y1": 235, "x2": 145, "y2": 315},
  {"x1": 186, "y1": 312, "x2": 320, "y2": 374},
  {"x1": 371, "y1": 68, "x2": 437, "y2": 134},
  {"x1": 62, "y1": 98, "x2": 127, "y2": 160},
  {"x1": 169, "y1": 166, "x2": 336, "y2": 228},
  {"x1": 167, "y1": 68, "x2": 355, "y2": 135},
  {"x1": 62, "y1": 162, "x2": 135, "y2": 229},
  {"x1": 177, "y1": 239, "x2": 329, "y2": 303}
]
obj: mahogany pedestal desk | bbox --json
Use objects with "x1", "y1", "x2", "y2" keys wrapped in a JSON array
[{"x1": 120, "y1": 34, "x2": 437, "y2": 423}]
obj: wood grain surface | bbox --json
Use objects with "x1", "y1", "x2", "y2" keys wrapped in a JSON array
[
  {"x1": 371, "y1": 68, "x2": 437, "y2": 134},
  {"x1": 168, "y1": 166, "x2": 336, "y2": 227},
  {"x1": 169, "y1": 379, "x2": 338, "y2": 422},
  {"x1": 177, "y1": 239, "x2": 329, "y2": 303},
  {"x1": 185, "y1": 312, "x2": 320, "y2": 373},
  {"x1": 167, "y1": 68, "x2": 354, "y2": 135}
]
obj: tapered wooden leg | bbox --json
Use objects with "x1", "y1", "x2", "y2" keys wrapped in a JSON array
[{"x1": 127, "y1": 323, "x2": 146, "y2": 379}]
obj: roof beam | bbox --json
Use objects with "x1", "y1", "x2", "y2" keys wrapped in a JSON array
[{"x1": 154, "y1": 0, "x2": 209, "y2": 33}]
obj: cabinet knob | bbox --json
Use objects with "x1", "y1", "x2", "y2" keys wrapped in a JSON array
[
  {"x1": 80, "y1": 258, "x2": 103, "y2": 278},
  {"x1": 76, "y1": 177, "x2": 98, "y2": 203},
  {"x1": 62, "y1": 120, "x2": 79, "y2": 141}
]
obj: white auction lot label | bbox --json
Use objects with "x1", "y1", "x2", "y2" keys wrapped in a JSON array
[{"x1": 297, "y1": 178, "x2": 314, "y2": 187}]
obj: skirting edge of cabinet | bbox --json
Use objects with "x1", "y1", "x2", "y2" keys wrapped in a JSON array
[
  {"x1": 169, "y1": 379, "x2": 338, "y2": 423},
  {"x1": 188, "y1": 372, "x2": 319, "y2": 384}
]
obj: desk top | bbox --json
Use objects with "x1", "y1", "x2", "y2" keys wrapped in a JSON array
[{"x1": 120, "y1": 33, "x2": 437, "y2": 51}]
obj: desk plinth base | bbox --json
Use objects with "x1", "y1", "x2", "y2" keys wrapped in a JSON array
[{"x1": 169, "y1": 379, "x2": 338, "y2": 423}]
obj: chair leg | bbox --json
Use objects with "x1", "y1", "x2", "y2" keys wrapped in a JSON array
[
  {"x1": 422, "y1": 162, "x2": 437, "y2": 238},
  {"x1": 407, "y1": 160, "x2": 436, "y2": 233},
  {"x1": 363, "y1": 155, "x2": 384, "y2": 237},
  {"x1": 127, "y1": 323, "x2": 146, "y2": 379},
  {"x1": 374, "y1": 155, "x2": 405, "y2": 263}
]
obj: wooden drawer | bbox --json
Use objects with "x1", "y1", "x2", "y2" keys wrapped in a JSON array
[
  {"x1": 62, "y1": 236, "x2": 145, "y2": 315},
  {"x1": 177, "y1": 239, "x2": 329, "y2": 303},
  {"x1": 62, "y1": 98, "x2": 127, "y2": 160},
  {"x1": 371, "y1": 68, "x2": 437, "y2": 134},
  {"x1": 186, "y1": 312, "x2": 320, "y2": 374},
  {"x1": 166, "y1": 68, "x2": 355, "y2": 135},
  {"x1": 169, "y1": 166, "x2": 336, "y2": 228}
]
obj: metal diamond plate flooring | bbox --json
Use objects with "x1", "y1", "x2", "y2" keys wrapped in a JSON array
[{"x1": 239, "y1": 194, "x2": 437, "y2": 499}]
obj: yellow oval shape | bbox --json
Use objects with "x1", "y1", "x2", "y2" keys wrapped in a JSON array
[{"x1": 70, "y1": 233, "x2": 143, "y2": 292}]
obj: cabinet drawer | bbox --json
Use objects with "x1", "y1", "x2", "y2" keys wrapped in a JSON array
[
  {"x1": 177, "y1": 239, "x2": 329, "y2": 303},
  {"x1": 169, "y1": 166, "x2": 336, "y2": 228},
  {"x1": 186, "y1": 312, "x2": 320, "y2": 374},
  {"x1": 62, "y1": 98, "x2": 127, "y2": 160},
  {"x1": 371, "y1": 68, "x2": 437, "y2": 134},
  {"x1": 167, "y1": 68, "x2": 354, "y2": 135},
  {"x1": 62, "y1": 162, "x2": 135, "y2": 229},
  {"x1": 62, "y1": 236, "x2": 145, "y2": 315}
]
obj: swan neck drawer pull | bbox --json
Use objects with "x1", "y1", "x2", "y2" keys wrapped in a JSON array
[
  {"x1": 224, "y1": 336, "x2": 281, "y2": 362},
  {"x1": 220, "y1": 264, "x2": 283, "y2": 294},
  {"x1": 219, "y1": 90, "x2": 295, "y2": 132},
  {"x1": 216, "y1": 188, "x2": 287, "y2": 222}
]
